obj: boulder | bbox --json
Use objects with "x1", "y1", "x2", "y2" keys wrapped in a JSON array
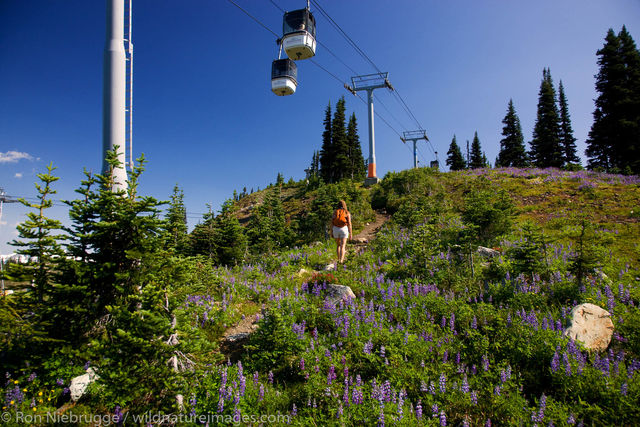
[
  {"x1": 69, "y1": 368, "x2": 99, "y2": 402},
  {"x1": 476, "y1": 246, "x2": 500, "y2": 258},
  {"x1": 564, "y1": 303, "x2": 614, "y2": 351},
  {"x1": 325, "y1": 284, "x2": 356, "y2": 305}
]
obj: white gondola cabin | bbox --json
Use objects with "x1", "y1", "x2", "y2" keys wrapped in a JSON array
[
  {"x1": 271, "y1": 58, "x2": 298, "y2": 96},
  {"x1": 282, "y1": 8, "x2": 316, "y2": 60}
]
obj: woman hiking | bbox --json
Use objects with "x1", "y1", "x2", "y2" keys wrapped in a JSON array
[{"x1": 331, "y1": 200, "x2": 352, "y2": 265}]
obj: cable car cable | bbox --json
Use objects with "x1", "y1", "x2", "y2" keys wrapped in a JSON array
[
  {"x1": 310, "y1": 0, "x2": 382, "y2": 74},
  {"x1": 226, "y1": 0, "x2": 279, "y2": 38}
]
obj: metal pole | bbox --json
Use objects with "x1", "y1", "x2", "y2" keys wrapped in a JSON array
[
  {"x1": 366, "y1": 88, "x2": 376, "y2": 179},
  {"x1": 103, "y1": 0, "x2": 128, "y2": 190},
  {"x1": 127, "y1": 0, "x2": 133, "y2": 171},
  {"x1": 413, "y1": 140, "x2": 418, "y2": 168}
]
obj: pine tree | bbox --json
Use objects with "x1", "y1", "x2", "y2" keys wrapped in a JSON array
[
  {"x1": 164, "y1": 184, "x2": 188, "y2": 254},
  {"x1": 10, "y1": 163, "x2": 63, "y2": 303},
  {"x1": 530, "y1": 68, "x2": 563, "y2": 168},
  {"x1": 469, "y1": 132, "x2": 485, "y2": 169},
  {"x1": 587, "y1": 27, "x2": 640, "y2": 173},
  {"x1": 347, "y1": 112, "x2": 365, "y2": 180},
  {"x1": 446, "y1": 135, "x2": 466, "y2": 171},
  {"x1": 319, "y1": 102, "x2": 333, "y2": 183},
  {"x1": 618, "y1": 26, "x2": 640, "y2": 173},
  {"x1": 557, "y1": 81, "x2": 580, "y2": 166},
  {"x1": 332, "y1": 97, "x2": 350, "y2": 182},
  {"x1": 497, "y1": 99, "x2": 528, "y2": 167},
  {"x1": 214, "y1": 199, "x2": 247, "y2": 266},
  {"x1": 189, "y1": 205, "x2": 217, "y2": 260}
]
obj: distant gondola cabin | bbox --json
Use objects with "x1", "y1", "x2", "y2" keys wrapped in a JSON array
[
  {"x1": 271, "y1": 58, "x2": 297, "y2": 96},
  {"x1": 282, "y1": 8, "x2": 316, "y2": 60}
]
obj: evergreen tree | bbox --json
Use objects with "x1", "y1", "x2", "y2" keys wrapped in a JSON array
[
  {"x1": 469, "y1": 132, "x2": 485, "y2": 169},
  {"x1": 247, "y1": 188, "x2": 288, "y2": 253},
  {"x1": 347, "y1": 112, "x2": 366, "y2": 180},
  {"x1": 276, "y1": 172, "x2": 284, "y2": 187},
  {"x1": 332, "y1": 97, "x2": 350, "y2": 181},
  {"x1": 214, "y1": 199, "x2": 247, "y2": 266},
  {"x1": 497, "y1": 99, "x2": 528, "y2": 167},
  {"x1": 586, "y1": 27, "x2": 640, "y2": 173},
  {"x1": 530, "y1": 68, "x2": 563, "y2": 167},
  {"x1": 10, "y1": 163, "x2": 63, "y2": 303},
  {"x1": 557, "y1": 81, "x2": 580, "y2": 166},
  {"x1": 189, "y1": 205, "x2": 217, "y2": 260},
  {"x1": 164, "y1": 184, "x2": 188, "y2": 254},
  {"x1": 446, "y1": 135, "x2": 466, "y2": 171},
  {"x1": 319, "y1": 102, "x2": 333, "y2": 183}
]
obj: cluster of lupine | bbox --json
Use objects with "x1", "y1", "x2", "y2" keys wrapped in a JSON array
[
  {"x1": 462, "y1": 166, "x2": 640, "y2": 186},
  {"x1": 175, "y1": 203, "x2": 639, "y2": 425},
  {"x1": 2, "y1": 373, "x2": 66, "y2": 415}
]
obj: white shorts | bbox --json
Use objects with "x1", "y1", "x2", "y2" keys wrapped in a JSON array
[{"x1": 333, "y1": 225, "x2": 349, "y2": 239}]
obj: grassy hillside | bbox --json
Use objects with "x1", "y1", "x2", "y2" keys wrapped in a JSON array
[{"x1": 2, "y1": 167, "x2": 639, "y2": 425}]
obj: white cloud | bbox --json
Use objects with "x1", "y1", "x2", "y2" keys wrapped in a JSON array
[
  {"x1": 14, "y1": 172, "x2": 23, "y2": 178},
  {"x1": 0, "y1": 151, "x2": 34, "y2": 163}
]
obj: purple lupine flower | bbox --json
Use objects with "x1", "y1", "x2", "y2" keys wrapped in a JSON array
[
  {"x1": 380, "y1": 346, "x2": 386, "y2": 358},
  {"x1": 482, "y1": 354, "x2": 490, "y2": 371},
  {"x1": 299, "y1": 357, "x2": 305, "y2": 371},
  {"x1": 429, "y1": 381, "x2": 436, "y2": 395},
  {"x1": 258, "y1": 384, "x2": 264, "y2": 402},
  {"x1": 461, "y1": 375, "x2": 469, "y2": 394},
  {"x1": 431, "y1": 404, "x2": 439, "y2": 418},
  {"x1": 114, "y1": 405, "x2": 123, "y2": 423},
  {"x1": 292, "y1": 403, "x2": 297, "y2": 416},
  {"x1": 494, "y1": 385, "x2": 501, "y2": 396},
  {"x1": 621, "y1": 382, "x2": 628, "y2": 396},
  {"x1": 439, "y1": 373, "x2": 447, "y2": 393},
  {"x1": 538, "y1": 394, "x2": 547, "y2": 421},
  {"x1": 189, "y1": 394, "x2": 197, "y2": 417},
  {"x1": 439, "y1": 410, "x2": 447, "y2": 426},
  {"x1": 471, "y1": 391, "x2": 478, "y2": 405},
  {"x1": 364, "y1": 339, "x2": 373, "y2": 355},
  {"x1": 471, "y1": 316, "x2": 477, "y2": 329},
  {"x1": 420, "y1": 380, "x2": 428, "y2": 392},
  {"x1": 28, "y1": 373, "x2": 36, "y2": 382},
  {"x1": 327, "y1": 365, "x2": 336, "y2": 385},
  {"x1": 551, "y1": 350, "x2": 560, "y2": 372},
  {"x1": 415, "y1": 400, "x2": 422, "y2": 419},
  {"x1": 567, "y1": 414, "x2": 576, "y2": 424},
  {"x1": 563, "y1": 352, "x2": 572, "y2": 376},
  {"x1": 253, "y1": 371, "x2": 259, "y2": 386},
  {"x1": 268, "y1": 371, "x2": 274, "y2": 384},
  {"x1": 56, "y1": 378, "x2": 64, "y2": 386},
  {"x1": 485, "y1": 419, "x2": 491, "y2": 427}
]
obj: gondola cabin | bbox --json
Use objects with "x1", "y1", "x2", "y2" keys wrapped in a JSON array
[
  {"x1": 271, "y1": 58, "x2": 298, "y2": 96},
  {"x1": 282, "y1": 8, "x2": 316, "y2": 60}
]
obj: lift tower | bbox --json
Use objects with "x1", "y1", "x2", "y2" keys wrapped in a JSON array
[
  {"x1": 400, "y1": 130, "x2": 429, "y2": 169},
  {"x1": 102, "y1": 0, "x2": 132, "y2": 191},
  {"x1": 345, "y1": 73, "x2": 393, "y2": 186}
]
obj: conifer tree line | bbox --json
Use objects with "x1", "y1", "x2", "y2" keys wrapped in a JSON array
[
  {"x1": 447, "y1": 26, "x2": 640, "y2": 174},
  {"x1": 311, "y1": 96, "x2": 366, "y2": 183}
]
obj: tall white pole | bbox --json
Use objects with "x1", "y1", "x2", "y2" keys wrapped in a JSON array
[{"x1": 103, "y1": 0, "x2": 128, "y2": 190}]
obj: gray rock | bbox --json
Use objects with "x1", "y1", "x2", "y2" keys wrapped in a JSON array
[
  {"x1": 476, "y1": 246, "x2": 500, "y2": 258},
  {"x1": 325, "y1": 284, "x2": 356, "y2": 305},
  {"x1": 564, "y1": 303, "x2": 614, "y2": 351},
  {"x1": 225, "y1": 332, "x2": 251, "y2": 343},
  {"x1": 323, "y1": 263, "x2": 336, "y2": 271},
  {"x1": 69, "y1": 368, "x2": 99, "y2": 402}
]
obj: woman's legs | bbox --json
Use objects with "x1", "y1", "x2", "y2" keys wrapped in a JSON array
[
  {"x1": 339, "y1": 237, "x2": 347, "y2": 263},
  {"x1": 335, "y1": 238, "x2": 342, "y2": 263}
]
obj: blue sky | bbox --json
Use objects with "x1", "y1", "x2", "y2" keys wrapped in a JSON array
[{"x1": 1, "y1": 0, "x2": 639, "y2": 254}]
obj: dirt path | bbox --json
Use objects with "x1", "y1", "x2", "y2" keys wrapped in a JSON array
[{"x1": 353, "y1": 209, "x2": 391, "y2": 244}]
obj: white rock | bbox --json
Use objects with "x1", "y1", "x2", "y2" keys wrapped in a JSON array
[
  {"x1": 323, "y1": 263, "x2": 336, "y2": 271},
  {"x1": 69, "y1": 368, "x2": 99, "y2": 402},
  {"x1": 476, "y1": 246, "x2": 500, "y2": 258},
  {"x1": 564, "y1": 303, "x2": 614, "y2": 351},
  {"x1": 325, "y1": 284, "x2": 356, "y2": 305}
]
